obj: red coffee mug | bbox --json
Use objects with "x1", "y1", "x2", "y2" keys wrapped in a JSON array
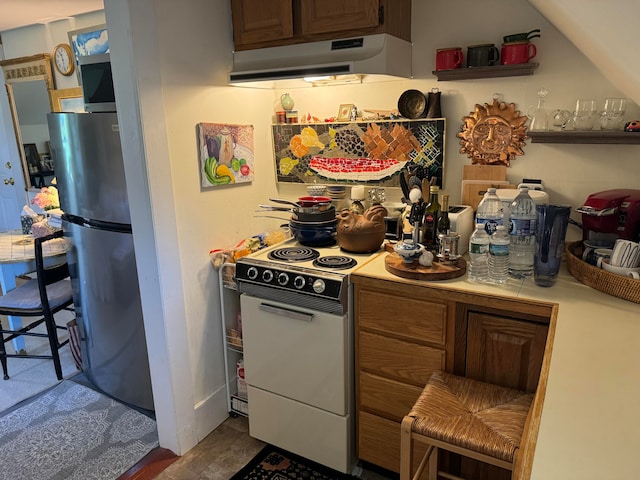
[
  {"x1": 501, "y1": 41, "x2": 536, "y2": 65},
  {"x1": 436, "y1": 47, "x2": 463, "y2": 70}
]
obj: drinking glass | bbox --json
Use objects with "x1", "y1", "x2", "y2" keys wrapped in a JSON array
[
  {"x1": 600, "y1": 97, "x2": 627, "y2": 130},
  {"x1": 573, "y1": 99, "x2": 597, "y2": 130}
]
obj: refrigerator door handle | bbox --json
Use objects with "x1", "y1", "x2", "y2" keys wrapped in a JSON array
[{"x1": 62, "y1": 213, "x2": 133, "y2": 234}]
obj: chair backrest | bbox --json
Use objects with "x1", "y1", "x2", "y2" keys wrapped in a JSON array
[{"x1": 34, "y1": 230, "x2": 70, "y2": 314}]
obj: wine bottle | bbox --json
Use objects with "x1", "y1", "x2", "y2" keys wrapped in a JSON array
[
  {"x1": 421, "y1": 185, "x2": 440, "y2": 251},
  {"x1": 437, "y1": 194, "x2": 451, "y2": 235}
]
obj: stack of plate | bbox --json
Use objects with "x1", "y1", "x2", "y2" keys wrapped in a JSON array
[
  {"x1": 326, "y1": 185, "x2": 348, "y2": 211},
  {"x1": 327, "y1": 185, "x2": 346, "y2": 201}
]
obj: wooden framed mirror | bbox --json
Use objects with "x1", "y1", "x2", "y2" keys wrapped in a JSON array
[{"x1": 0, "y1": 53, "x2": 55, "y2": 190}]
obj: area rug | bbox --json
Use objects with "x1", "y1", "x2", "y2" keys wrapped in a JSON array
[
  {"x1": 0, "y1": 341, "x2": 78, "y2": 413},
  {"x1": 230, "y1": 444, "x2": 358, "y2": 480},
  {"x1": 0, "y1": 313, "x2": 79, "y2": 413},
  {"x1": 0, "y1": 380, "x2": 159, "y2": 480}
]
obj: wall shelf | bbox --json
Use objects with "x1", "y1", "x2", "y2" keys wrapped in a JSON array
[
  {"x1": 528, "y1": 130, "x2": 640, "y2": 144},
  {"x1": 432, "y1": 63, "x2": 538, "y2": 81}
]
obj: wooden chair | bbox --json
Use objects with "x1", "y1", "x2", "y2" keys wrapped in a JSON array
[
  {"x1": 400, "y1": 371, "x2": 533, "y2": 480},
  {"x1": 0, "y1": 230, "x2": 74, "y2": 380}
]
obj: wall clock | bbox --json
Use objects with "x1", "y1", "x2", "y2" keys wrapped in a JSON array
[
  {"x1": 457, "y1": 97, "x2": 529, "y2": 166},
  {"x1": 53, "y1": 43, "x2": 75, "y2": 76}
]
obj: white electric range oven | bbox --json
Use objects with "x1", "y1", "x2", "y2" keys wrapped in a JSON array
[{"x1": 235, "y1": 238, "x2": 380, "y2": 474}]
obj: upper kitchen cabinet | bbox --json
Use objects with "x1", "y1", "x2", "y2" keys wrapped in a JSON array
[
  {"x1": 230, "y1": 0, "x2": 411, "y2": 51},
  {"x1": 231, "y1": 0, "x2": 293, "y2": 48}
]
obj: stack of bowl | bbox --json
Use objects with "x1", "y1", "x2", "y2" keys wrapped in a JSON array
[{"x1": 285, "y1": 196, "x2": 337, "y2": 246}]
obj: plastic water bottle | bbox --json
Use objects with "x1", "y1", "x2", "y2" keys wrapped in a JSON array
[
  {"x1": 508, "y1": 187, "x2": 537, "y2": 278},
  {"x1": 476, "y1": 187, "x2": 504, "y2": 235},
  {"x1": 489, "y1": 225, "x2": 510, "y2": 284},
  {"x1": 468, "y1": 223, "x2": 489, "y2": 283}
]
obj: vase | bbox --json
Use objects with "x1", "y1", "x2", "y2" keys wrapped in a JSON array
[{"x1": 280, "y1": 93, "x2": 294, "y2": 111}]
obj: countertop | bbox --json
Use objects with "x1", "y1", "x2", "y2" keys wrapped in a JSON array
[{"x1": 352, "y1": 251, "x2": 640, "y2": 480}]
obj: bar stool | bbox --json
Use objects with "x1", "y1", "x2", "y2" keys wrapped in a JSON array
[{"x1": 400, "y1": 371, "x2": 533, "y2": 480}]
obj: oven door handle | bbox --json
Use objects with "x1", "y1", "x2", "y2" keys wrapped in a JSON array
[{"x1": 259, "y1": 303, "x2": 314, "y2": 322}]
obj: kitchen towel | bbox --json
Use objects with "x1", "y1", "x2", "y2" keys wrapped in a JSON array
[{"x1": 0, "y1": 380, "x2": 158, "y2": 480}]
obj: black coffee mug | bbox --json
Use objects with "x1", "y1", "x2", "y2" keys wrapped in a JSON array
[
  {"x1": 503, "y1": 29, "x2": 541, "y2": 43},
  {"x1": 466, "y1": 44, "x2": 499, "y2": 67}
]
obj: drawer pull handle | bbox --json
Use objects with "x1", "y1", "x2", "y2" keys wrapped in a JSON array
[{"x1": 259, "y1": 303, "x2": 314, "y2": 322}]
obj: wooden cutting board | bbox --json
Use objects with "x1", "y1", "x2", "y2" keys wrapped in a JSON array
[
  {"x1": 463, "y1": 164, "x2": 507, "y2": 181},
  {"x1": 461, "y1": 180, "x2": 515, "y2": 211},
  {"x1": 385, "y1": 253, "x2": 467, "y2": 280}
]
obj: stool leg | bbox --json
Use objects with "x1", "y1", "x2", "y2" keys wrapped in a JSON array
[
  {"x1": 400, "y1": 416, "x2": 414, "y2": 480},
  {"x1": 415, "y1": 445, "x2": 434, "y2": 480},
  {"x1": 428, "y1": 446, "x2": 438, "y2": 480}
]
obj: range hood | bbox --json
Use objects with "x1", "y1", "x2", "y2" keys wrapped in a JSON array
[{"x1": 228, "y1": 33, "x2": 412, "y2": 84}]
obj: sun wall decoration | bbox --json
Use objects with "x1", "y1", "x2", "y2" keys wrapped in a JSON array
[{"x1": 457, "y1": 98, "x2": 528, "y2": 166}]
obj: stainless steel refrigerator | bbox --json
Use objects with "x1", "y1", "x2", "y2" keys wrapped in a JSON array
[{"x1": 47, "y1": 111, "x2": 154, "y2": 411}]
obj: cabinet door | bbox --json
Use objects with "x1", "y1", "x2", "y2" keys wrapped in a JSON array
[
  {"x1": 466, "y1": 312, "x2": 548, "y2": 393},
  {"x1": 231, "y1": 0, "x2": 293, "y2": 47},
  {"x1": 301, "y1": 0, "x2": 380, "y2": 35}
]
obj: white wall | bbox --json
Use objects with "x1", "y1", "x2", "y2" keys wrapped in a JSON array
[{"x1": 104, "y1": 0, "x2": 281, "y2": 455}]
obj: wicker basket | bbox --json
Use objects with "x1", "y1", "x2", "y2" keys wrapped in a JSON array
[{"x1": 565, "y1": 241, "x2": 640, "y2": 304}]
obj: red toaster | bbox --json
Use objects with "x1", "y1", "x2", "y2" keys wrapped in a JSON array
[{"x1": 577, "y1": 189, "x2": 640, "y2": 241}]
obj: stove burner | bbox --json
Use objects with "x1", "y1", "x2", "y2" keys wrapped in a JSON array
[
  {"x1": 313, "y1": 255, "x2": 357, "y2": 270},
  {"x1": 268, "y1": 247, "x2": 320, "y2": 262}
]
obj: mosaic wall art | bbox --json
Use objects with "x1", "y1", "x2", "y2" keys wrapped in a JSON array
[
  {"x1": 272, "y1": 119, "x2": 446, "y2": 188},
  {"x1": 197, "y1": 123, "x2": 254, "y2": 187}
]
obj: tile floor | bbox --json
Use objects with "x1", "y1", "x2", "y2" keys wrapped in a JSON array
[{"x1": 154, "y1": 415, "x2": 397, "y2": 480}]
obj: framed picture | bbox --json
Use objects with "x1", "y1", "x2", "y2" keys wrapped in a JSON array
[
  {"x1": 51, "y1": 87, "x2": 84, "y2": 112},
  {"x1": 68, "y1": 24, "x2": 109, "y2": 58},
  {"x1": 337, "y1": 104, "x2": 354, "y2": 122},
  {"x1": 67, "y1": 24, "x2": 109, "y2": 82},
  {"x1": 40, "y1": 154, "x2": 54, "y2": 172},
  {"x1": 197, "y1": 123, "x2": 255, "y2": 188},
  {"x1": 23, "y1": 143, "x2": 41, "y2": 174}
]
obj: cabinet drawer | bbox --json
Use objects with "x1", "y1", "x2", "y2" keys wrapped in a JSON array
[
  {"x1": 359, "y1": 371, "x2": 423, "y2": 421},
  {"x1": 358, "y1": 289, "x2": 447, "y2": 345},
  {"x1": 358, "y1": 410, "x2": 400, "y2": 472},
  {"x1": 358, "y1": 410, "x2": 430, "y2": 475},
  {"x1": 359, "y1": 331, "x2": 445, "y2": 386}
]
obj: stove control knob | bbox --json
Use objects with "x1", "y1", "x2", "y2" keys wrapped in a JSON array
[
  {"x1": 262, "y1": 270, "x2": 274, "y2": 283},
  {"x1": 293, "y1": 276, "x2": 306, "y2": 289},
  {"x1": 277, "y1": 272, "x2": 289, "y2": 286},
  {"x1": 312, "y1": 279, "x2": 326, "y2": 294},
  {"x1": 247, "y1": 267, "x2": 258, "y2": 280}
]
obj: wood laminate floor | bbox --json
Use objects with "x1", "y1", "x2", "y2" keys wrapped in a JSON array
[{"x1": 124, "y1": 416, "x2": 396, "y2": 480}]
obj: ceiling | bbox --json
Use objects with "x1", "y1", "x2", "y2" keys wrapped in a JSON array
[{"x1": 0, "y1": 0, "x2": 103, "y2": 33}]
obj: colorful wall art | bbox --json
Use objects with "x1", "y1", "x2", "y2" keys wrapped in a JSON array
[
  {"x1": 197, "y1": 123, "x2": 254, "y2": 187},
  {"x1": 272, "y1": 119, "x2": 446, "y2": 188}
]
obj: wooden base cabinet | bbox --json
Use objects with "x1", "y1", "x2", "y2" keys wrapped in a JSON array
[
  {"x1": 231, "y1": 0, "x2": 411, "y2": 50},
  {"x1": 352, "y1": 275, "x2": 552, "y2": 477},
  {"x1": 466, "y1": 311, "x2": 548, "y2": 393},
  {"x1": 354, "y1": 277, "x2": 459, "y2": 475}
]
